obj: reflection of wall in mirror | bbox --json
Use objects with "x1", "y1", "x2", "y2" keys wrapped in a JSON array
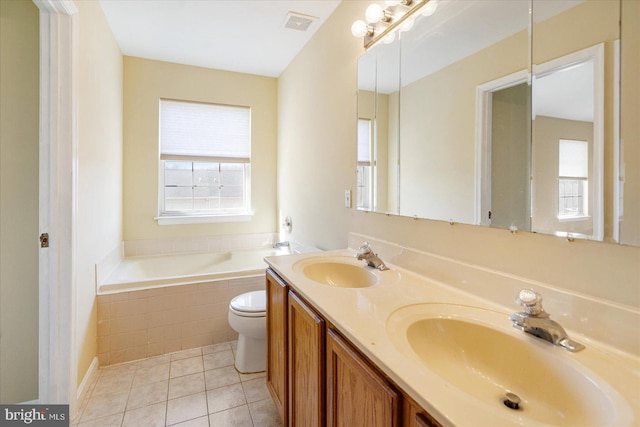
[
  {"x1": 398, "y1": 30, "x2": 528, "y2": 222},
  {"x1": 533, "y1": 0, "x2": 621, "y2": 242},
  {"x1": 532, "y1": 116, "x2": 594, "y2": 236},
  {"x1": 490, "y1": 83, "x2": 530, "y2": 232},
  {"x1": 357, "y1": 90, "x2": 392, "y2": 212},
  {"x1": 388, "y1": 92, "x2": 400, "y2": 214},
  {"x1": 398, "y1": 0, "x2": 622, "y2": 232},
  {"x1": 620, "y1": 0, "x2": 639, "y2": 246}
]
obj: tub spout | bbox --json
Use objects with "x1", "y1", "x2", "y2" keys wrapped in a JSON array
[{"x1": 273, "y1": 241, "x2": 290, "y2": 249}]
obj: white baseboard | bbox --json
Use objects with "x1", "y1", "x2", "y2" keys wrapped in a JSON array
[
  {"x1": 18, "y1": 399, "x2": 39, "y2": 404},
  {"x1": 77, "y1": 357, "x2": 99, "y2": 403}
]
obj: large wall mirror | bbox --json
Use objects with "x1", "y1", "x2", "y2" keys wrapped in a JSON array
[{"x1": 357, "y1": 0, "x2": 639, "y2": 246}]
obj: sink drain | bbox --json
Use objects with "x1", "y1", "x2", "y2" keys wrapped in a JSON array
[{"x1": 503, "y1": 392, "x2": 522, "y2": 410}]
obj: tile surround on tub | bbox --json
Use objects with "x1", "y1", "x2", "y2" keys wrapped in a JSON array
[
  {"x1": 96, "y1": 276, "x2": 264, "y2": 366},
  {"x1": 349, "y1": 232, "x2": 640, "y2": 356}
]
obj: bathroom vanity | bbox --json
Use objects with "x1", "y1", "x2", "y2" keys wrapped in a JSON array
[
  {"x1": 264, "y1": 235, "x2": 640, "y2": 427},
  {"x1": 266, "y1": 267, "x2": 440, "y2": 427}
]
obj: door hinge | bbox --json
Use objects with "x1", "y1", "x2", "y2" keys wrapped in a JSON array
[
  {"x1": 488, "y1": 211, "x2": 492, "y2": 220},
  {"x1": 40, "y1": 233, "x2": 49, "y2": 248}
]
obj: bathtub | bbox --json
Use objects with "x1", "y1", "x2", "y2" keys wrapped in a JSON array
[{"x1": 98, "y1": 246, "x2": 293, "y2": 295}]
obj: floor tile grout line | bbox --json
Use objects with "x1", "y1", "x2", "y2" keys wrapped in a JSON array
[
  {"x1": 200, "y1": 352, "x2": 209, "y2": 427},
  {"x1": 203, "y1": 353, "x2": 211, "y2": 426},
  {"x1": 77, "y1": 342, "x2": 259, "y2": 427},
  {"x1": 244, "y1": 383, "x2": 257, "y2": 427}
]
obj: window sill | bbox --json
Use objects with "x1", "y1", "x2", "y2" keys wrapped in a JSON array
[
  {"x1": 558, "y1": 215, "x2": 590, "y2": 223},
  {"x1": 155, "y1": 212, "x2": 254, "y2": 225}
]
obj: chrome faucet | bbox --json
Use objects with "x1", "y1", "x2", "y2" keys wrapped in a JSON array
[
  {"x1": 509, "y1": 289, "x2": 585, "y2": 352},
  {"x1": 355, "y1": 242, "x2": 389, "y2": 271}
]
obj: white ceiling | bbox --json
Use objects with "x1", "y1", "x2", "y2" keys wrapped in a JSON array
[
  {"x1": 534, "y1": 60, "x2": 594, "y2": 122},
  {"x1": 100, "y1": 0, "x2": 593, "y2": 122},
  {"x1": 98, "y1": 0, "x2": 341, "y2": 78}
]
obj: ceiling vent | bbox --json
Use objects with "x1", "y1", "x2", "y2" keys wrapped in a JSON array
[{"x1": 283, "y1": 12, "x2": 318, "y2": 32}]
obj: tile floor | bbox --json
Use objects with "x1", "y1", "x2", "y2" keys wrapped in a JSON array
[{"x1": 71, "y1": 341, "x2": 282, "y2": 427}]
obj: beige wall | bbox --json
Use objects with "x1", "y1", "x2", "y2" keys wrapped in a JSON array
[
  {"x1": 123, "y1": 57, "x2": 278, "y2": 241},
  {"x1": 620, "y1": 0, "x2": 640, "y2": 245},
  {"x1": 533, "y1": 0, "x2": 619, "y2": 65},
  {"x1": 399, "y1": 29, "x2": 528, "y2": 223},
  {"x1": 277, "y1": 1, "x2": 360, "y2": 250},
  {"x1": 490, "y1": 83, "x2": 531, "y2": 231},
  {"x1": 0, "y1": 0, "x2": 39, "y2": 403},
  {"x1": 75, "y1": 0, "x2": 124, "y2": 384},
  {"x1": 278, "y1": 1, "x2": 640, "y2": 308}
]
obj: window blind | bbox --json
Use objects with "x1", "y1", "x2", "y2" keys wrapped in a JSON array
[
  {"x1": 559, "y1": 139, "x2": 588, "y2": 178},
  {"x1": 160, "y1": 99, "x2": 251, "y2": 163},
  {"x1": 357, "y1": 119, "x2": 372, "y2": 165}
]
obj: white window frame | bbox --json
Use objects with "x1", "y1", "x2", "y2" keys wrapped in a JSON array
[{"x1": 155, "y1": 99, "x2": 254, "y2": 225}]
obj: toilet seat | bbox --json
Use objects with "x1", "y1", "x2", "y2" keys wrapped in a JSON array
[{"x1": 229, "y1": 290, "x2": 266, "y2": 317}]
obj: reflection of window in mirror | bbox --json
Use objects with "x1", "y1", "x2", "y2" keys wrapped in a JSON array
[
  {"x1": 357, "y1": 118, "x2": 373, "y2": 210},
  {"x1": 558, "y1": 138, "x2": 588, "y2": 220}
]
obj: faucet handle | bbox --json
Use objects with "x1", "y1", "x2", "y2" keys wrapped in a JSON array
[
  {"x1": 515, "y1": 289, "x2": 544, "y2": 316},
  {"x1": 358, "y1": 242, "x2": 372, "y2": 253}
]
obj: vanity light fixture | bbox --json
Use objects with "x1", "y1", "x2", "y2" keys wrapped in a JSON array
[
  {"x1": 351, "y1": 20, "x2": 374, "y2": 38},
  {"x1": 366, "y1": 3, "x2": 392, "y2": 24},
  {"x1": 382, "y1": 32, "x2": 397, "y2": 44},
  {"x1": 351, "y1": 0, "x2": 437, "y2": 49},
  {"x1": 400, "y1": 15, "x2": 415, "y2": 32},
  {"x1": 421, "y1": 0, "x2": 439, "y2": 16}
]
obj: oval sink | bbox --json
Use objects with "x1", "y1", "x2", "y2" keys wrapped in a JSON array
[
  {"x1": 292, "y1": 256, "x2": 399, "y2": 288},
  {"x1": 387, "y1": 304, "x2": 632, "y2": 426},
  {"x1": 302, "y1": 261, "x2": 377, "y2": 288}
]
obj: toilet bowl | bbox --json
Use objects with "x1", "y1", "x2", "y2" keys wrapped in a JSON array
[{"x1": 228, "y1": 290, "x2": 267, "y2": 373}]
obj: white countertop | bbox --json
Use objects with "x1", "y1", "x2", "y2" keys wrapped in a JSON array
[{"x1": 265, "y1": 248, "x2": 640, "y2": 427}]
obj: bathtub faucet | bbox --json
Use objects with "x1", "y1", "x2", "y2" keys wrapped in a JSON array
[{"x1": 273, "y1": 241, "x2": 290, "y2": 249}]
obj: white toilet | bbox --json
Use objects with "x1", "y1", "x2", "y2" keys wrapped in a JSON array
[{"x1": 228, "y1": 290, "x2": 267, "y2": 373}]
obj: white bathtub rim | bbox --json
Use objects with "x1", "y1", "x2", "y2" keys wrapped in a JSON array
[
  {"x1": 97, "y1": 246, "x2": 288, "y2": 295},
  {"x1": 97, "y1": 269, "x2": 267, "y2": 295}
]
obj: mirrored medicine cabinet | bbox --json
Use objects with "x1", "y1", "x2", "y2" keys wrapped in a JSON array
[{"x1": 356, "y1": 0, "x2": 639, "y2": 246}]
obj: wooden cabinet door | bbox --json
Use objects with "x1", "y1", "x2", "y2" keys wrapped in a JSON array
[
  {"x1": 326, "y1": 328, "x2": 399, "y2": 427},
  {"x1": 288, "y1": 291, "x2": 325, "y2": 427},
  {"x1": 266, "y1": 269, "x2": 289, "y2": 425},
  {"x1": 402, "y1": 395, "x2": 442, "y2": 427}
]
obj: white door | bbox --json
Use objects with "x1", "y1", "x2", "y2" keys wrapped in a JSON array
[{"x1": 34, "y1": 0, "x2": 78, "y2": 412}]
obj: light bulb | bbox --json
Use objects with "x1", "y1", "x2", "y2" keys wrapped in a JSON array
[
  {"x1": 422, "y1": 0, "x2": 438, "y2": 16},
  {"x1": 400, "y1": 16, "x2": 414, "y2": 32},
  {"x1": 382, "y1": 32, "x2": 396, "y2": 44},
  {"x1": 366, "y1": 4, "x2": 384, "y2": 23},
  {"x1": 351, "y1": 20, "x2": 371, "y2": 37},
  {"x1": 385, "y1": 0, "x2": 400, "y2": 6}
]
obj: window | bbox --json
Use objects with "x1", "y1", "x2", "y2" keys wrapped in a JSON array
[
  {"x1": 158, "y1": 99, "x2": 252, "y2": 223},
  {"x1": 558, "y1": 139, "x2": 588, "y2": 219},
  {"x1": 356, "y1": 118, "x2": 372, "y2": 209}
]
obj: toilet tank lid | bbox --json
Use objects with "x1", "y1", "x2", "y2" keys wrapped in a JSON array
[{"x1": 230, "y1": 290, "x2": 266, "y2": 313}]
